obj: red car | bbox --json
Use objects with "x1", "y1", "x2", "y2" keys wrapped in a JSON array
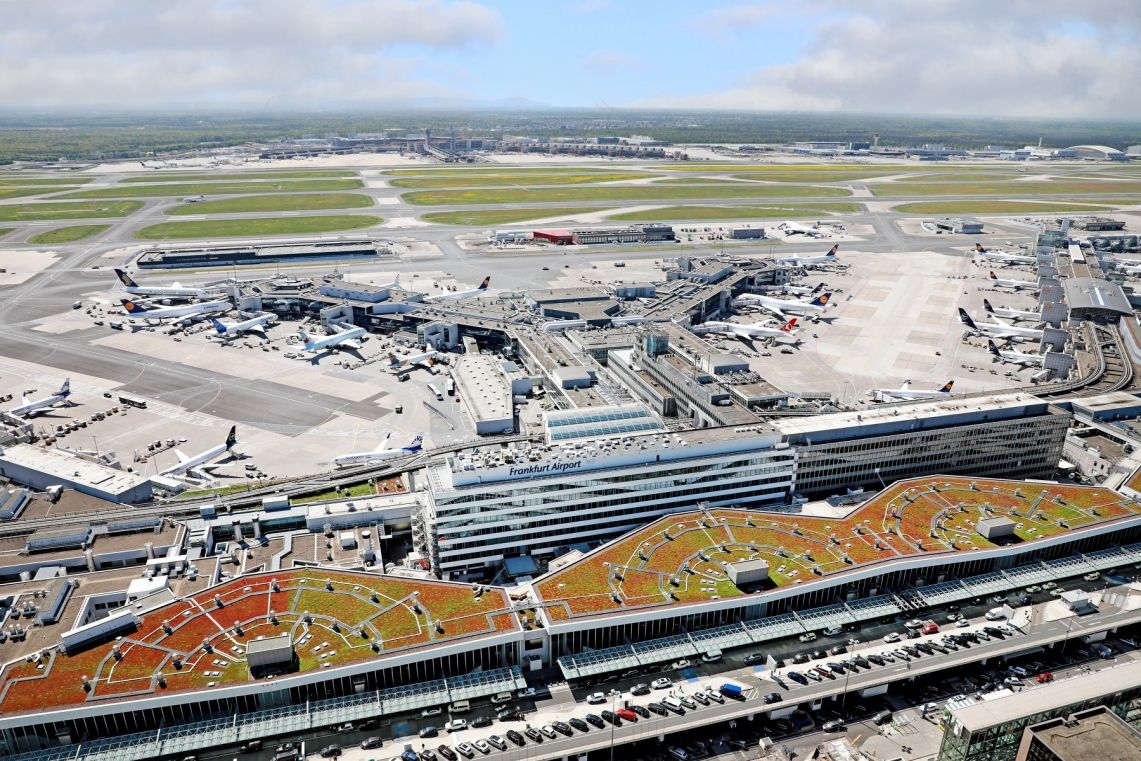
[
  {"x1": 921, "y1": 622, "x2": 939, "y2": 635},
  {"x1": 1036, "y1": 672, "x2": 1054, "y2": 683},
  {"x1": 616, "y1": 707, "x2": 638, "y2": 722}
]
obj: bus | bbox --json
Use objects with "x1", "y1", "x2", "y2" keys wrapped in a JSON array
[
  {"x1": 427, "y1": 383, "x2": 443, "y2": 401},
  {"x1": 445, "y1": 378, "x2": 456, "y2": 396}
]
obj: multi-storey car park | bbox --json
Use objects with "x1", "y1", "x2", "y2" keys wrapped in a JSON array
[{"x1": 2, "y1": 475, "x2": 1140, "y2": 758}]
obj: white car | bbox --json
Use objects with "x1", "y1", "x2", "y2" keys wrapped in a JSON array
[
  {"x1": 905, "y1": 619, "x2": 924, "y2": 629},
  {"x1": 652, "y1": 678, "x2": 672, "y2": 690},
  {"x1": 883, "y1": 632, "x2": 902, "y2": 643},
  {"x1": 799, "y1": 632, "x2": 818, "y2": 643},
  {"x1": 539, "y1": 725, "x2": 557, "y2": 739},
  {"x1": 586, "y1": 692, "x2": 606, "y2": 704},
  {"x1": 445, "y1": 719, "x2": 468, "y2": 733},
  {"x1": 956, "y1": 619, "x2": 971, "y2": 628},
  {"x1": 472, "y1": 739, "x2": 491, "y2": 755},
  {"x1": 823, "y1": 625, "x2": 844, "y2": 636}
]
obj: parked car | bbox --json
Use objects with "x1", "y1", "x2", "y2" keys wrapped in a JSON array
[
  {"x1": 652, "y1": 677, "x2": 672, "y2": 690},
  {"x1": 745, "y1": 653, "x2": 767, "y2": 665},
  {"x1": 601, "y1": 710, "x2": 620, "y2": 726},
  {"x1": 360, "y1": 737, "x2": 382, "y2": 750},
  {"x1": 505, "y1": 730, "x2": 525, "y2": 746},
  {"x1": 823, "y1": 625, "x2": 844, "y2": 636},
  {"x1": 552, "y1": 721, "x2": 573, "y2": 736},
  {"x1": 471, "y1": 715, "x2": 492, "y2": 728},
  {"x1": 822, "y1": 720, "x2": 845, "y2": 732},
  {"x1": 585, "y1": 713, "x2": 606, "y2": 729},
  {"x1": 647, "y1": 702, "x2": 668, "y2": 716},
  {"x1": 586, "y1": 692, "x2": 606, "y2": 704},
  {"x1": 883, "y1": 632, "x2": 901, "y2": 643},
  {"x1": 445, "y1": 719, "x2": 467, "y2": 733},
  {"x1": 569, "y1": 717, "x2": 590, "y2": 732},
  {"x1": 472, "y1": 739, "x2": 491, "y2": 754},
  {"x1": 828, "y1": 644, "x2": 847, "y2": 655},
  {"x1": 454, "y1": 742, "x2": 476, "y2": 758},
  {"x1": 632, "y1": 704, "x2": 652, "y2": 717},
  {"x1": 319, "y1": 746, "x2": 342, "y2": 759},
  {"x1": 905, "y1": 619, "x2": 924, "y2": 629},
  {"x1": 764, "y1": 692, "x2": 783, "y2": 704},
  {"x1": 419, "y1": 726, "x2": 439, "y2": 739},
  {"x1": 486, "y1": 735, "x2": 507, "y2": 751},
  {"x1": 436, "y1": 746, "x2": 458, "y2": 761},
  {"x1": 616, "y1": 707, "x2": 638, "y2": 722},
  {"x1": 1037, "y1": 672, "x2": 1054, "y2": 683},
  {"x1": 799, "y1": 632, "x2": 818, "y2": 643},
  {"x1": 631, "y1": 683, "x2": 651, "y2": 696}
]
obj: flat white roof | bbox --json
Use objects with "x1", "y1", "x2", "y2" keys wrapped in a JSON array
[
  {"x1": 454, "y1": 355, "x2": 513, "y2": 423},
  {"x1": 0, "y1": 444, "x2": 148, "y2": 494}
]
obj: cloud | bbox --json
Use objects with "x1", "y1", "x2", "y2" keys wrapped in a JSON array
[
  {"x1": 646, "y1": 1, "x2": 1141, "y2": 118},
  {"x1": 695, "y1": 4, "x2": 777, "y2": 38},
  {"x1": 579, "y1": 50, "x2": 641, "y2": 77},
  {"x1": 0, "y1": 0, "x2": 504, "y2": 107}
]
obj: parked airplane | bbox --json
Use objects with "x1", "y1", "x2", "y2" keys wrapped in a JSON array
[
  {"x1": 734, "y1": 292, "x2": 833, "y2": 320},
  {"x1": 870, "y1": 380, "x2": 954, "y2": 403},
  {"x1": 776, "y1": 245, "x2": 840, "y2": 268},
  {"x1": 699, "y1": 318, "x2": 800, "y2": 342},
  {"x1": 988, "y1": 271, "x2": 1038, "y2": 291},
  {"x1": 958, "y1": 308, "x2": 1044, "y2": 341},
  {"x1": 424, "y1": 276, "x2": 491, "y2": 303},
  {"x1": 777, "y1": 221, "x2": 826, "y2": 238},
  {"x1": 210, "y1": 314, "x2": 275, "y2": 338},
  {"x1": 5, "y1": 379, "x2": 70, "y2": 419},
  {"x1": 756, "y1": 282, "x2": 826, "y2": 297},
  {"x1": 988, "y1": 339, "x2": 1046, "y2": 367},
  {"x1": 119, "y1": 298, "x2": 230, "y2": 321},
  {"x1": 375, "y1": 274, "x2": 401, "y2": 290},
  {"x1": 983, "y1": 299, "x2": 1040, "y2": 322},
  {"x1": 115, "y1": 269, "x2": 216, "y2": 299},
  {"x1": 387, "y1": 350, "x2": 440, "y2": 374},
  {"x1": 333, "y1": 434, "x2": 423, "y2": 468},
  {"x1": 975, "y1": 243, "x2": 1036, "y2": 265},
  {"x1": 159, "y1": 426, "x2": 239, "y2": 482},
  {"x1": 297, "y1": 324, "x2": 365, "y2": 353}
]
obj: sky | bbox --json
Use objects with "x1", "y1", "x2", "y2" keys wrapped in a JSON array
[{"x1": 3, "y1": 1, "x2": 1140, "y2": 118}]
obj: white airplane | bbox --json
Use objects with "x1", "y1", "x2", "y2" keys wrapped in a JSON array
[
  {"x1": 988, "y1": 271, "x2": 1038, "y2": 291},
  {"x1": 699, "y1": 318, "x2": 800, "y2": 342},
  {"x1": 734, "y1": 291, "x2": 833, "y2": 320},
  {"x1": 777, "y1": 221, "x2": 827, "y2": 238},
  {"x1": 870, "y1": 380, "x2": 954, "y2": 403},
  {"x1": 958, "y1": 308, "x2": 1044, "y2": 342},
  {"x1": 983, "y1": 299, "x2": 1040, "y2": 322},
  {"x1": 115, "y1": 269, "x2": 216, "y2": 299},
  {"x1": 776, "y1": 245, "x2": 840, "y2": 268},
  {"x1": 159, "y1": 426, "x2": 240, "y2": 482},
  {"x1": 974, "y1": 243, "x2": 1036, "y2": 265},
  {"x1": 1115, "y1": 263, "x2": 1141, "y2": 277},
  {"x1": 297, "y1": 324, "x2": 365, "y2": 353},
  {"x1": 332, "y1": 434, "x2": 423, "y2": 468},
  {"x1": 374, "y1": 274, "x2": 401, "y2": 290},
  {"x1": 423, "y1": 276, "x2": 491, "y2": 303},
  {"x1": 120, "y1": 298, "x2": 230, "y2": 321},
  {"x1": 387, "y1": 349, "x2": 440, "y2": 374},
  {"x1": 755, "y1": 282, "x2": 826, "y2": 297},
  {"x1": 210, "y1": 314, "x2": 275, "y2": 338},
  {"x1": 5, "y1": 379, "x2": 70, "y2": 419},
  {"x1": 988, "y1": 339, "x2": 1045, "y2": 368}
]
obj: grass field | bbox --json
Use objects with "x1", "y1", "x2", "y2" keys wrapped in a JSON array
[
  {"x1": 28, "y1": 224, "x2": 111, "y2": 244},
  {"x1": 61, "y1": 178, "x2": 365, "y2": 199},
  {"x1": 134, "y1": 214, "x2": 382, "y2": 240},
  {"x1": 893, "y1": 200, "x2": 1116, "y2": 214},
  {"x1": 404, "y1": 184, "x2": 851, "y2": 206},
  {"x1": 0, "y1": 176, "x2": 93, "y2": 186},
  {"x1": 164, "y1": 193, "x2": 373, "y2": 215},
  {"x1": 608, "y1": 203, "x2": 860, "y2": 221},
  {"x1": 872, "y1": 180, "x2": 1141, "y2": 197},
  {"x1": 389, "y1": 172, "x2": 656, "y2": 189},
  {"x1": 0, "y1": 187, "x2": 79, "y2": 200},
  {"x1": 120, "y1": 170, "x2": 357, "y2": 183},
  {"x1": 0, "y1": 200, "x2": 143, "y2": 222},
  {"x1": 386, "y1": 167, "x2": 637, "y2": 176},
  {"x1": 731, "y1": 170, "x2": 912, "y2": 182},
  {"x1": 901, "y1": 172, "x2": 1031, "y2": 182},
  {"x1": 421, "y1": 207, "x2": 608, "y2": 226}
]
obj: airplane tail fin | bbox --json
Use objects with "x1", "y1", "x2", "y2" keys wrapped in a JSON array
[
  {"x1": 297, "y1": 329, "x2": 310, "y2": 343},
  {"x1": 224, "y1": 425, "x2": 237, "y2": 450},
  {"x1": 826, "y1": 244, "x2": 839, "y2": 256},
  {"x1": 975, "y1": 243, "x2": 986, "y2": 252},
  {"x1": 983, "y1": 299, "x2": 995, "y2": 314},
  {"x1": 810, "y1": 293, "x2": 832, "y2": 308},
  {"x1": 781, "y1": 318, "x2": 797, "y2": 333},
  {"x1": 958, "y1": 308, "x2": 977, "y2": 329},
  {"x1": 210, "y1": 318, "x2": 227, "y2": 334},
  {"x1": 812, "y1": 282, "x2": 825, "y2": 294},
  {"x1": 989, "y1": 271, "x2": 998, "y2": 280},
  {"x1": 987, "y1": 339, "x2": 1001, "y2": 357},
  {"x1": 478, "y1": 276, "x2": 490, "y2": 290},
  {"x1": 114, "y1": 268, "x2": 138, "y2": 288},
  {"x1": 120, "y1": 299, "x2": 147, "y2": 314},
  {"x1": 405, "y1": 434, "x2": 424, "y2": 452},
  {"x1": 939, "y1": 380, "x2": 955, "y2": 393},
  {"x1": 58, "y1": 378, "x2": 70, "y2": 397}
]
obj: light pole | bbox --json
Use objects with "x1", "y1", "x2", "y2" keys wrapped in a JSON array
[{"x1": 608, "y1": 688, "x2": 620, "y2": 761}]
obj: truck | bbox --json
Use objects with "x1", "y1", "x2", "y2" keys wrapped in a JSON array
[
  {"x1": 719, "y1": 683, "x2": 744, "y2": 700},
  {"x1": 427, "y1": 383, "x2": 443, "y2": 401},
  {"x1": 117, "y1": 395, "x2": 148, "y2": 409},
  {"x1": 446, "y1": 377, "x2": 456, "y2": 396}
]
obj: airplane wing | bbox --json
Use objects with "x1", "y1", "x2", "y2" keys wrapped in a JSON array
[
  {"x1": 900, "y1": 381, "x2": 911, "y2": 391},
  {"x1": 374, "y1": 433, "x2": 393, "y2": 453},
  {"x1": 339, "y1": 340, "x2": 362, "y2": 350},
  {"x1": 173, "y1": 449, "x2": 189, "y2": 464},
  {"x1": 757, "y1": 304, "x2": 788, "y2": 320}
]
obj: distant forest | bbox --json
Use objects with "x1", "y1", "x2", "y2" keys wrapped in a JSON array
[{"x1": 0, "y1": 110, "x2": 1137, "y2": 165}]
